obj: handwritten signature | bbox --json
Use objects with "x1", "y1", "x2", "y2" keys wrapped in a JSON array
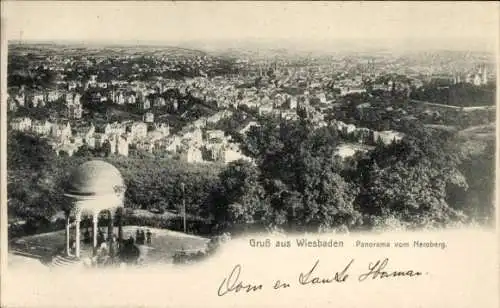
[
  {"x1": 217, "y1": 264, "x2": 263, "y2": 296},
  {"x1": 217, "y1": 258, "x2": 425, "y2": 296}
]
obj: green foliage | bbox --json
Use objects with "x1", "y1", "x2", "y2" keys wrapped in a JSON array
[
  {"x1": 210, "y1": 160, "x2": 267, "y2": 229},
  {"x1": 7, "y1": 131, "x2": 74, "y2": 221},
  {"x1": 355, "y1": 124, "x2": 470, "y2": 227},
  {"x1": 451, "y1": 141, "x2": 495, "y2": 224},
  {"x1": 107, "y1": 156, "x2": 222, "y2": 218},
  {"x1": 411, "y1": 83, "x2": 495, "y2": 107},
  {"x1": 232, "y1": 117, "x2": 361, "y2": 232}
]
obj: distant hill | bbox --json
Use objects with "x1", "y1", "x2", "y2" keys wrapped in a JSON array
[{"x1": 8, "y1": 42, "x2": 210, "y2": 58}]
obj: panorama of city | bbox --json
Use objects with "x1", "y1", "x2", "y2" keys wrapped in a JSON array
[{"x1": 6, "y1": 41, "x2": 496, "y2": 270}]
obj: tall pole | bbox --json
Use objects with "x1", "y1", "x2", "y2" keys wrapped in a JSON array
[{"x1": 181, "y1": 182, "x2": 186, "y2": 233}]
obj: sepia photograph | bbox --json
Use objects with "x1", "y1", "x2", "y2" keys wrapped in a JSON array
[{"x1": 1, "y1": 2, "x2": 498, "y2": 307}]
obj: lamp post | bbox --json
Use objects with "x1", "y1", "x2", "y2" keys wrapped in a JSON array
[{"x1": 181, "y1": 182, "x2": 186, "y2": 233}]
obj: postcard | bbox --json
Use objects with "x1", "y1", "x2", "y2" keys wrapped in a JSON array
[{"x1": 0, "y1": 2, "x2": 498, "y2": 307}]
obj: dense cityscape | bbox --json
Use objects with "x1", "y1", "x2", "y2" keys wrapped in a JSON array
[
  {"x1": 7, "y1": 42, "x2": 496, "y2": 266},
  {"x1": 7, "y1": 43, "x2": 495, "y2": 159}
]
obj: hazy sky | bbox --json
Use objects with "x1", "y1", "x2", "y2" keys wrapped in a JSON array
[{"x1": 2, "y1": 2, "x2": 499, "y2": 51}]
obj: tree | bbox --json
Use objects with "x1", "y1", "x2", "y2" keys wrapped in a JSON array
[
  {"x1": 102, "y1": 140, "x2": 112, "y2": 157},
  {"x1": 74, "y1": 144, "x2": 95, "y2": 157},
  {"x1": 7, "y1": 131, "x2": 73, "y2": 226},
  {"x1": 356, "y1": 124, "x2": 468, "y2": 229},
  {"x1": 451, "y1": 141, "x2": 495, "y2": 224},
  {"x1": 8, "y1": 131, "x2": 56, "y2": 172},
  {"x1": 238, "y1": 117, "x2": 361, "y2": 232},
  {"x1": 211, "y1": 160, "x2": 267, "y2": 230}
]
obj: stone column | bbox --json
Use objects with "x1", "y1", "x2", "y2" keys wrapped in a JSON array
[
  {"x1": 107, "y1": 209, "x2": 114, "y2": 245},
  {"x1": 65, "y1": 212, "x2": 71, "y2": 257},
  {"x1": 75, "y1": 210, "x2": 81, "y2": 258},
  {"x1": 92, "y1": 213, "x2": 99, "y2": 252},
  {"x1": 117, "y1": 208, "x2": 123, "y2": 246}
]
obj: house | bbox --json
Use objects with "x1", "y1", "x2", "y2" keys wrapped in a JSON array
[
  {"x1": 334, "y1": 121, "x2": 356, "y2": 134},
  {"x1": 222, "y1": 147, "x2": 252, "y2": 164},
  {"x1": 93, "y1": 133, "x2": 108, "y2": 148},
  {"x1": 180, "y1": 146, "x2": 203, "y2": 163},
  {"x1": 258, "y1": 104, "x2": 274, "y2": 115},
  {"x1": 8, "y1": 95, "x2": 18, "y2": 112},
  {"x1": 74, "y1": 124, "x2": 96, "y2": 146},
  {"x1": 64, "y1": 93, "x2": 81, "y2": 106},
  {"x1": 113, "y1": 91, "x2": 126, "y2": 105},
  {"x1": 90, "y1": 92, "x2": 104, "y2": 103},
  {"x1": 191, "y1": 118, "x2": 207, "y2": 129},
  {"x1": 356, "y1": 103, "x2": 371, "y2": 110},
  {"x1": 67, "y1": 103, "x2": 82, "y2": 119},
  {"x1": 280, "y1": 111, "x2": 299, "y2": 121},
  {"x1": 84, "y1": 135, "x2": 96, "y2": 148},
  {"x1": 10, "y1": 117, "x2": 32, "y2": 132},
  {"x1": 143, "y1": 112, "x2": 155, "y2": 123},
  {"x1": 344, "y1": 124, "x2": 357, "y2": 134},
  {"x1": 317, "y1": 92, "x2": 327, "y2": 104},
  {"x1": 89, "y1": 75, "x2": 98, "y2": 84},
  {"x1": 31, "y1": 93, "x2": 46, "y2": 107},
  {"x1": 334, "y1": 143, "x2": 373, "y2": 159},
  {"x1": 31, "y1": 120, "x2": 53, "y2": 136},
  {"x1": 241, "y1": 99, "x2": 259, "y2": 109},
  {"x1": 136, "y1": 141, "x2": 155, "y2": 154},
  {"x1": 69, "y1": 136, "x2": 84, "y2": 147},
  {"x1": 104, "y1": 134, "x2": 129, "y2": 156},
  {"x1": 15, "y1": 93, "x2": 25, "y2": 106},
  {"x1": 55, "y1": 143, "x2": 79, "y2": 157},
  {"x1": 205, "y1": 130, "x2": 225, "y2": 141},
  {"x1": 206, "y1": 110, "x2": 233, "y2": 125},
  {"x1": 154, "y1": 97, "x2": 166, "y2": 107},
  {"x1": 180, "y1": 127, "x2": 203, "y2": 145},
  {"x1": 104, "y1": 122, "x2": 126, "y2": 136},
  {"x1": 115, "y1": 135, "x2": 129, "y2": 156},
  {"x1": 169, "y1": 98, "x2": 179, "y2": 112},
  {"x1": 340, "y1": 87, "x2": 366, "y2": 96},
  {"x1": 140, "y1": 98, "x2": 151, "y2": 110},
  {"x1": 372, "y1": 83, "x2": 387, "y2": 91},
  {"x1": 51, "y1": 122, "x2": 72, "y2": 141},
  {"x1": 287, "y1": 96, "x2": 298, "y2": 109},
  {"x1": 164, "y1": 136, "x2": 182, "y2": 153},
  {"x1": 126, "y1": 94, "x2": 137, "y2": 105},
  {"x1": 154, "y1": 123, "x2": 170, "y2": 136},
  {"x1": 68, "y1": 81, "x2": 78, "y2": 91},
  {"x1": 203, "y1": 143, "x2": 225, "y2": 162},
  {"x1": 128, "y1": 122, "x2": 148, "y2": 141},
  {"x1": 146, "y1": 130, "x2": 165, "y2": 144}
]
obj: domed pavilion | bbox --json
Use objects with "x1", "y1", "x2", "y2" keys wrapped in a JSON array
[{"x1": 64, "y1": 160, "x2": 126, "y2": 259}]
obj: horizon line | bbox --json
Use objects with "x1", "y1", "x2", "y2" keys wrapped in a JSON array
[{"x1": 8, "y1": 38, "x2": 497, "y2": 53}]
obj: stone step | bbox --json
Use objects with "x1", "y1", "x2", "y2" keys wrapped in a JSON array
[
  {"x1": 50, "y1": 255, "x2": 81, "y2": 267},
  {"x1": 11, "y1": 249, "x2": 43, "y2": 259}
]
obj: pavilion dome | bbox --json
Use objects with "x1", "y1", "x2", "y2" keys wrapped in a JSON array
[{"x1": 65, "y1": 160, "x2": 125, "y2": 200}]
